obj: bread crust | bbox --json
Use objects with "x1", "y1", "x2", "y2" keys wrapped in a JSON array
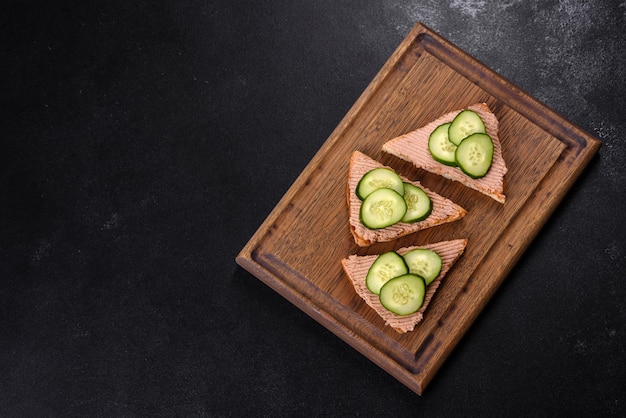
[
  {"x1": 382, "y1": 103, "x2": 507, "y2": 203},
  {"x1": 347, "y1": 151, "x2": 467, "y2": 247}
]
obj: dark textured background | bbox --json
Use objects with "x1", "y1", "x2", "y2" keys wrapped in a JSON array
[{"x1": 2, "y1": 0, "x2": 625, "y2": 416}]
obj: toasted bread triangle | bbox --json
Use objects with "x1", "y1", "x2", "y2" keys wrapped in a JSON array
[
  {"x1": 382, "y1": 103, "x2": 508, "y2": 203},
  {"x1": 348, "y1": 151, "x2": 467, "y2": 247},
  {"x1": 341, "y1": 239, "x2": 467, "y2": 333}
]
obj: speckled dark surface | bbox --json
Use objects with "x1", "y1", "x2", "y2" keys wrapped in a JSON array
[{"x1": 2, "y1": 1, "x2": 625, "y2": 416}]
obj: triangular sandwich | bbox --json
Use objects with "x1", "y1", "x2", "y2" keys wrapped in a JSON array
[
  {"x1": 347, "y1": 151, "x2": 467, "y2": 247},
  {"x1": 341, "y1": 239, "x2": 468, "y2": 333},
  {"x1": 382, "y1": 103, "x2": 507, "y2": 203}
]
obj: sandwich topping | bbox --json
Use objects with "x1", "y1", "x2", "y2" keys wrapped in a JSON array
[
  {"x1": 366, "y1": 248, "x2": 443, "y2": 316},
  {"x1": 356, "y1": 167, "x2": 432, "y2": 229},
  {"x1": 428, "y1": 109, "x2": 494, "y2": 178}
]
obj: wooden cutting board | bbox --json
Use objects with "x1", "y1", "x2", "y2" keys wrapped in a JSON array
[{"x1": 236, "y1": 23, "x2": 600, "y2": 395}]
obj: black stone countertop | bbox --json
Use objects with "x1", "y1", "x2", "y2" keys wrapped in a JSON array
[{"x1": 2, "y1": 1, "x2": 625, "y2": 416}]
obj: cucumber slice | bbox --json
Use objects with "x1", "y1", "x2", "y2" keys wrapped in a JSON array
[
  {"x1": 428, "y1": 122, "x2": 457, "y2": 166},
  {"x1": 356, "y1": 168, "x2": 404, "y2": 200},
  {"x1": 455, "y1": 133, "x2": 494, "y2": 179},
  {"x1": 448, "y1": 110, "x2": 486, "y2": 145},
  {"x1": 401, "y1": 183, "x2": 432, "y2": 223},
  {"x1": 379, "y1": 274, "x2": 426, "y2": 316},
  {"x1": 360, "y1": 188, "x2": 407, "y2": 229},
  {"x1": 366, "y1": 251, "x2": 409, "y2": 294},
  {"x1": 402, "y1": 248, "x2": 442, "y2": 286}
]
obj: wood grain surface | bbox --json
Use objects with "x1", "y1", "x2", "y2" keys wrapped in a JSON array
[{"x1": 236, "y1": 23, "x2": 600, "y2": 395}]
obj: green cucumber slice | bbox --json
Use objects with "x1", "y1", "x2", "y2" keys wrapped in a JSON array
[
  {"x1": 366, "y1": 251, "x2": 409, "y2": 294},
  {"x1": 360, "y1": 188, "x2": 407, "y2": 229},
  {"x1": 428, "y1": 122, "x2": 457, "y2": 166},
  {"x1": 448, "y1": 110, "x2": 486, "y2": 145},
  {"x1": 379, "y1": 274, "x2": 426, "y2": 316},
  {"x1": 401, "y1": 183, "x2": 432, "y2": 223},
  {"x1": 455, "y1": 133, "x2": 494, "y2": 179},
  {"x1": 356, "y1": 167, "x2": 404, "y2": 200},
  {"x1": 402, "y1": 248, "x2": 442, "y2": 286}
]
